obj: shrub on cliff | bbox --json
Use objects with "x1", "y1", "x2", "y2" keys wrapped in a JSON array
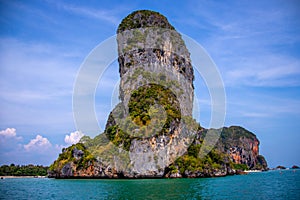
[
  {"x1": 170, "y1": 143, "x2": 231, "y2": 176},
  {"x1": 49, "y1": 143, "x2": 96, "y2": 172}
]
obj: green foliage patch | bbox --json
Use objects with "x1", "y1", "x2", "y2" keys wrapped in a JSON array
[
  {"x1": 49, "y1": 143, "x2": 96, "y2": 172},
  {"x1": 0, "y1": 164, "x2": 48, "y2": 176},
  {"x1": 105, "y1": 84, "x2": 181, "y2": 151},
  {"x1": 117, "y1": 10, "x2": 174, "y2": 33},
  {"x1": 232, "y1": 163, "x2": 249, "y2": 171},
  {"x1": 170, "y1": 143, "x2": 230, "y2": 175},
  {"x1": 129, "y1": 83, "x2": 181, "y2": 133}
]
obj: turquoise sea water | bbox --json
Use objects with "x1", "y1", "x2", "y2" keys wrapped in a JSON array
[{"x1": 1, "y1": 170, "x2": 299, "y2": 200}]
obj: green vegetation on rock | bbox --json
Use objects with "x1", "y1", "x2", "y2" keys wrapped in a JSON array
[
  {"x1": 104, "y1": 84, "x2": 181, "y2": 151},
  {"x1": 129, "y1": 84, "x2": 180, "y2": 131},
  {"x1": 232, "y1": 163, "x2": 249, "y2": 171},
  {"x1": 49, "y1": 143, "x2": 96, "y2": 172},
  {"x1": 219, "y1": 126, "x2": 257, "y2": 148},
  {"x1": 170, "y1": 143, "x2": 231, "y2": 176},
  {"x1": 117, "y1": 10, "x2": 175, "y2": 33},
  {"x1": 106, "y1": 125, "x2": 131, "y2": 151}
]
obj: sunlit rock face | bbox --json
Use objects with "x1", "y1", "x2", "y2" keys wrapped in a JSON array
[
  {"x1": 116, "y1": 10, "x2": 194, "y2": 111},
  {"x1": 104, "y1": 10, "x2": 197, "y2": 177}
]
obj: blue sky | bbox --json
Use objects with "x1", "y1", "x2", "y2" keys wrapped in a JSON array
[{"x1": 0, "y1": 0, "x2": 299, "y2": 167}]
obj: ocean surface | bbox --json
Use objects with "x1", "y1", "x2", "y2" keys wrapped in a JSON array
[{"x1": 1, "y1": 169, "x2": 299, "y2": 200}]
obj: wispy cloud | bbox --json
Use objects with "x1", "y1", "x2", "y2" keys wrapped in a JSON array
[
  {"x1": 61, "y1": 5, "x2": 119, "y2": 25},
  {"x1": 182, "y1": 0, "x2": 300, "y2": 89},
  {"x1": 0, "y1": 38, "x2": 78, "y2": 129},
  {"x1": 48, "y1": 1, "x2": 129, "y2": 26},
  {"x1": 241, "y1": 112, "x2": 270, "y2": 118},
  {"x1": 188, "y1": 0, "x2": 299, "y2": 38},
  {"x1": 225, "y1": 55, "x2": 300, "y2": 87},
  {"x1": 226, "y1": 90, "x2": 300, "y2": 124},
  {"x1": 0, "y1": 38, "x2": 77, "y2": 94}
]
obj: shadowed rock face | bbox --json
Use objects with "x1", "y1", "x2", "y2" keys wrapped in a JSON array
[
  {"x1": 48, "y1": 10, "x2": 268, "y2": 179},
  {"x1": 199, "y1": 126, "x2": 267, "y2": 170}
]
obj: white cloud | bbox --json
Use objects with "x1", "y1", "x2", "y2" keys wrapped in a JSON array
[
  {"x1": 24, "y1": 135, "x2": 52, "y2": 151},
  {"x1": 0, "y1": 128, "x2": 22, "y2": 141},
  {"x1": 0, "y1": 128, "x2": 16, "y2": 137},
  {"x1": 0, "y1": 131, "x2": 61, "y2": 165},
  {"x1": 241, "y1": 112, "x2": 270, "y2": 118},
  {"x1": 64, "y1": 131, "x2": 84, "y2": 145}
]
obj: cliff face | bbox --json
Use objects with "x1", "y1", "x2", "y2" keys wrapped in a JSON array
[
  {"x1": 102, "y1": 10, "x2": 197, "y2": 177},
  {"x1": 195, "y1": 126, "x2": 266, "y2": 171},
  {"x1": 48, "y1": 126, "x2": 267, "y2": 178},
  {"x1": 163, "y1": 126, "x2": 267, "y2": 178},
  {"x1": 205, "y1": 126, "x2": 266, "y2": 169},
  {"x1": 48, "y1": 10, "x2": 267, "y2": 178}
]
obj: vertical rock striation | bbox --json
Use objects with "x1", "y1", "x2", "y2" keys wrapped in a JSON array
[{"x1": 105, "y1": 10, "x2": 197, "y2": 177}]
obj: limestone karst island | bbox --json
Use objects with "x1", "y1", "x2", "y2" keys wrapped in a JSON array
[{"x1": 48, "y1": 10, "x2": 268, "y2": 178}]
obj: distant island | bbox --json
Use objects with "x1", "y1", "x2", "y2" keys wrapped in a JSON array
[
  {"x1": 0, "y1": 164, "x2": 48, "y2": 177},
  {"x1": 49, "y1": 10, "x2": 268, "y2": 179},
  {"x1": 273, "y1": 165, "x2": 299, "y2": 170}
]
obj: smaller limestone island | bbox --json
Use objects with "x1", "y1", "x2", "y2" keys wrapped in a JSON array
[
  {"x1": 48, "y1": 126, "x2": 267, "y2": 178},
  {"x1": 48, "y1": 10, "x2": 268, "y2": 178}
]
